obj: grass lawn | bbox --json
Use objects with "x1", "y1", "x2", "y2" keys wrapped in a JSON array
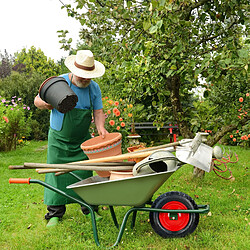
[{"x1": 0, "y1": 141, "x2": 249, "y2": 249}]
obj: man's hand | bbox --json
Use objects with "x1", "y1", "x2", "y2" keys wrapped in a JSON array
[
  {"x1": 34, "y1": 95, "x2": 53, "y2": 110},
  {"x1": 97, "y1": 127, "x2": 109, "y2": 138},
  {"x1": 93, "y1": 109, "x2": 109, "y2": 138}
]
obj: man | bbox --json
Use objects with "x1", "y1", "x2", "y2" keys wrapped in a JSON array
[{"x1": 34, "y1": 50, "x2": 108, "y2": 227}]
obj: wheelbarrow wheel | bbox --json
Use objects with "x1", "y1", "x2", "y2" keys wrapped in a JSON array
[{"x1": 149, "y1": 191, "x2": 199, "y2": 238}]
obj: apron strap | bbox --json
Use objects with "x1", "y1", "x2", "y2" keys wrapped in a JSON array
[
  {"x1": 88, "y1": 86, "x2": 93, "y2": 111},
  {"x1": 69, "y1": 73, "x2": 73, "y2": 87}
]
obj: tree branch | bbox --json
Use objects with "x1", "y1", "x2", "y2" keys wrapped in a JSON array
[
  {"x1": 206, "y1": 116, "x2": 249, "y2": 146},
  {"x1": 195, "y1": 20, "x2": 237, "y2": 47},
  {"x1": 95, "y1": 0, "x2": 104, "y2": 7},
  {"x1": 184, "y1": 0, "x2": 211, "y2": 21}
]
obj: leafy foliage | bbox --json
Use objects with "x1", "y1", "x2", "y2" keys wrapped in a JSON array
[
  {"x1": 90, "y1": 96, "x2": 146, "y2": 150},
  {"x1": 104, "y1": 97, "x2": 146, "y2": 132},
  {"x1": 57, "y1": 30, "x2": 73, "y2": 51},
  {"x1": 221, "y1": 93, "x2": 250, "y2": 147},
  {"x1": 13, "y1": 46, "x2": 61, "y2": 78}
]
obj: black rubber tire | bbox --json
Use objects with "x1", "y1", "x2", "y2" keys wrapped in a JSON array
[{"x1": 149, "y1": 191, "x2": 199, "y2": 238}]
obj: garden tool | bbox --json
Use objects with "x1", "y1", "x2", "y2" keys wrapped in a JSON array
[
  {"x1": 212, "y1": 146, "x2": 223, "y2": 159},
  {"x1": 133, "y1": 150, "x2": 179, "y2": 176},
  {"x1": 175, "y1": 141, "x2": 213, "y2": 172},
  {"x1": 133, "y1": 133, "x2": 206, "y2": 175},
  {"x1": 139, "y1": 140, "x2": 218, "y2": 175}
]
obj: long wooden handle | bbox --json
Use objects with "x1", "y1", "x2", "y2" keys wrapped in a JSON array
[
  {"x1": 23, "y1": 161, "x2": 134, "y2": 167},
  {"x1": 23, "y1": 151, "x2": 153, "y2": 169},
  {"x1": 74, "y1": 150, "x2": 158, "y2": 164},
  {"x1": 9, "y1": 165, "x2": 35, "y2": 170},
  {"x1": 23, "y1": 162, "x2": 134, "y2": 169},
  {"x1": 36, "y1": 168, "x2": 68, "y2": 173},
  {"x1": 71, "y1": 145, "x2": 177, "y2": 165},
  {"x1": 36, "y1": 165, "x2": 133, "y2": 174},
  {"x1": 55, "y1": 170, "x2": 75, "y2": 176}
]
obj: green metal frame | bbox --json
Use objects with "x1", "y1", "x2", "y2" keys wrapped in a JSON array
[{"x1": 28, "y1": 179, "x2": 209, "y2": 248}]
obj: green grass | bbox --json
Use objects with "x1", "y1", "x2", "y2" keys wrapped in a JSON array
[{"x1": 0, "y1": 141, "x2": 249, "y2": 249}]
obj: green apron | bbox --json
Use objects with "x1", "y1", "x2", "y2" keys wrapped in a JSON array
[{"x1": 44, "y1": 86, "x2": 93, "y2": 205}]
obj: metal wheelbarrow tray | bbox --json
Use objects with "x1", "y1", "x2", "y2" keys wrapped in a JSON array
[
  {"x1": 67, "y1": 170, "x2": 176, "y2": 206},
  {"x1": 9, "y1": 168, "x2": 209, "y2": 248}
]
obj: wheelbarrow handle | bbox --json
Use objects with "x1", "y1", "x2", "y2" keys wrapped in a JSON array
[{"x1": 9, "y1": 178, "x2": 31, "y2": 184}]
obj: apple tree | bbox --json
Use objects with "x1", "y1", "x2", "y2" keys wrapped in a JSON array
[{"x1": 60, "y1": 0, "x2": 249, "y2": 144}]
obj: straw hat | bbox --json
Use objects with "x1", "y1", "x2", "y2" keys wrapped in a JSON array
[{"x1": 65, "y1": 50, "x2": 105, "y2": 78}]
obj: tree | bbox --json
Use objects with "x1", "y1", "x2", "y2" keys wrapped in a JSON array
[
  {"x1": 13, "y1": 46, "x2": 61, "y2": 78},
  {"x1": 0, "y1": 50, "x2": 13, "y2": 78},
  {"x1": 60, "y1": 0, "x2": 249, "y2": 144}
]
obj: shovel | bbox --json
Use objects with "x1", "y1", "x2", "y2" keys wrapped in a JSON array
[{"x1": 176, "y1": 134, "x2": 213, "y2": 172}]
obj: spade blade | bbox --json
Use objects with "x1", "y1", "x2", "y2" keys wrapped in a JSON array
[{"x1": 176, "y1": 143, "x2": 213, "y2": 172}]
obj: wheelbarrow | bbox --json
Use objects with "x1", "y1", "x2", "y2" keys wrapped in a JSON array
[{"x1": 9, "y1": 151, "x2": 210, "y2": 248}]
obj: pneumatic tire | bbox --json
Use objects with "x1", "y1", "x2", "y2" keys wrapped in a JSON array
[{"x1": 149, "y1": 191, "x2": 199, "y2": 238}]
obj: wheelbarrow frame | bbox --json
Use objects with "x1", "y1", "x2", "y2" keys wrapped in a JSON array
[{"x1": 9, "y1": 177, "x2": 209, "y2": 248}]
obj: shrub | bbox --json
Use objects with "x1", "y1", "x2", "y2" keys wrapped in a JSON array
[
  {"x1": 89, "y1": 97, "x2": 145, "y2": 151},
  {"x1": 0, "y1": 71, "x2": 50, "y2": 140},
  {"x1": 90, "y1": 97, "x2": 134, "y2": 138},
  {"x1": 0, "y1": 96, "x2": 32, "y2": 151},
  {"x1": 221, "y1": 93, "x2": 249, "y2": 147},
  {"x1": 225, "y1": 125, "x2": 250, "y2": 148},
  {"x1": 104, "y1": 97, "x2": 134, "y2": 136}
]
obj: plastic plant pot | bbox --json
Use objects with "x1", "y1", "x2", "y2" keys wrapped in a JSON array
[{"x1": 39, "y1": 76, "x2": 78, "y2": 113}]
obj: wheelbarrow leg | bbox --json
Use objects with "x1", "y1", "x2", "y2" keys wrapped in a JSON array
[
  {"x1": 131, "y1": 210, "x2": 137, "y2": 229},
  {"x1": 109, "y1": 206, "x2": 119, "y2": 229},
  {"x1": 109, "y1": 206, "x2": 138, "y2": 230}
]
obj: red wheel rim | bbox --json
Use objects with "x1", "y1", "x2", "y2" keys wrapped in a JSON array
[{"x1": 159, "y1": 201, "x2": 189, "y2": 231}]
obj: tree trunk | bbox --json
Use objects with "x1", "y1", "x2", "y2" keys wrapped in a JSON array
[
  {"x1": 168, "y1": 75, "x2": 193, "y2": 138},
  {"x1": 193, "y1": 116, "x2": 249, "y2": 178},
  {"x1": 167, "y1": 76, "x2": 204, "y2": 178},
  {"x1": 193, "y1": 167, "x2": 206, "y2": 178}
]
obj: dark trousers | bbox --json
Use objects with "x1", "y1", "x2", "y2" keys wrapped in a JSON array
[{"x1": 45, "y1": 205, "x2": 98, "y2": 220}]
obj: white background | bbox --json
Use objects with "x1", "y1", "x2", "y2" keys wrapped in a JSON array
[{"x1": 1, "y1": 0, "x2": 82, "y2": 61}]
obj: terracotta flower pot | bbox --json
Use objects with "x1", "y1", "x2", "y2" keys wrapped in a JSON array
[
  {"x1": 127, "y1": 145, "x2": 148, "y2": 163},
  {"x1": 81, "y1": 132, "x2": 122, "y2": 177},
  {"x1": 109, "y1": 170, "x2": 134, "y2": 180}
]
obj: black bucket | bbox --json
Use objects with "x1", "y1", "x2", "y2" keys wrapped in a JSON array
[{"x1": 39, "y1": 76, "x2": 78, "y2": 113}]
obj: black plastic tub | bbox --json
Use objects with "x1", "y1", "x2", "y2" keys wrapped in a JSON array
[{"x1": 39, "y1": 76, "x2": 78, "y2": 113}]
